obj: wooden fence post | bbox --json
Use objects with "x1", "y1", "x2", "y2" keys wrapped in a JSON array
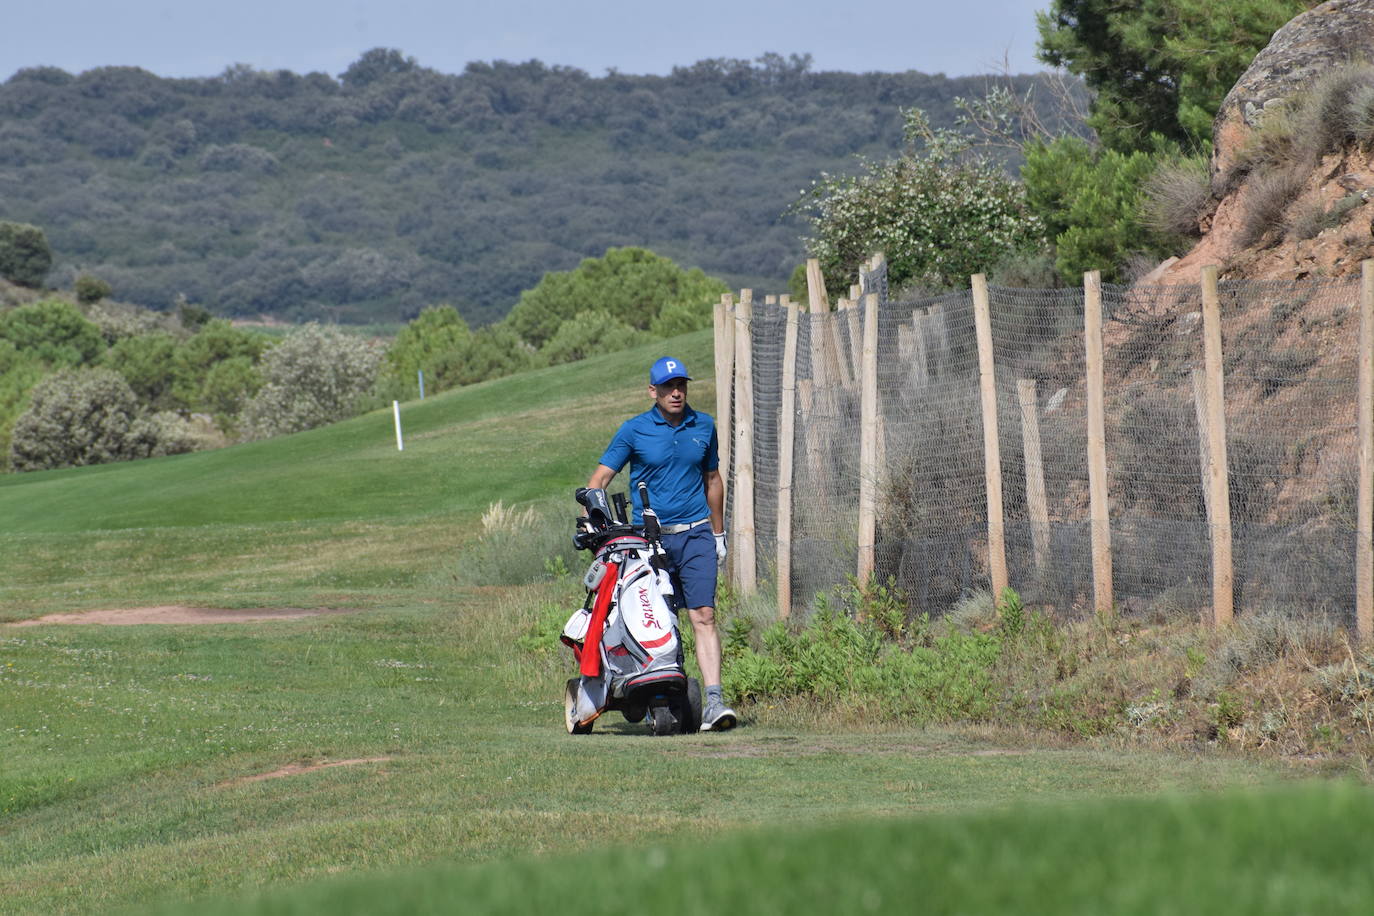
[
  {"x1": 777, "y1": 302, "x2": 800, "y2": 618},
  {"x1": 1191, "y1": 367, "x2": 1214, "y2": 528},
  {"x1": 1084, "y1": 270, "x2": 1114, "y2": 619},
  {"x1": 714, "y1": 293, "x2": 734, "y2": 546},
  {"x1": 1200, "y1": 265, "x2": 1233, "y2": 627},
  {"x1": 840, "y1": 298, "x2": 862, "y2": 390},
  {"x1": 1017, "y1": 378, "x2": 1051, "y2": 574},
  {"x1": 1357, "y1": 260, "x2": 1373, "y2": 641},
  {"x1": 732, "y1": 289, "x2": 757, "y2": 594},
  {"x1": 804, "y1": 261, "x2": 836, "y2": 518},
  {"x1": 972, "y1": 274, "x2": 1008, "y2": 601},
  {"x1": 806, "y1": 259, "x2": 848, "y2": 390},
  {"x1": 857, "y1": 291, "x2": 881, "y2": 586}
]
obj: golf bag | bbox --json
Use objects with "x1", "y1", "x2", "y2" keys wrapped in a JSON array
[{"x1": 561, "y1": 483, "x2": 702, "y2": 735}]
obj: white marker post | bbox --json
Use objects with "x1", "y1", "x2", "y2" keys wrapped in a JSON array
[
  {"x1": 393, "y1": 400, "x2": 404, "y2": 451},
  {"x1": 418, "y1": 369, "x2": 425, "y2": 400}
]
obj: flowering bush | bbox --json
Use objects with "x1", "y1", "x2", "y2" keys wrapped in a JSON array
[
  {"x1": 9, "y1": 368, "x2": 196, "y2": 470},
  {"x1": 239, "y1": 323, "x2": 382, "y2": 440},
  {"x1": 796, "y1": 109, "x2": 1044, "y2": 292}
]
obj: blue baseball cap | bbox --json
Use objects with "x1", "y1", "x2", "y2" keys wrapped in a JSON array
[{"x1": 649, "y1": 356, "x2": 692, "y2": 386}]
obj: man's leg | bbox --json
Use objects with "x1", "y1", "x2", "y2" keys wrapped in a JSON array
[
  {"x1": 688, "y1": 605, "x2": 736, "y2": 731},
  {"x1": 688, "y1": 605, "x2": 722, "y2": 685},
  {"x1": 665, "y1": 527, "x2": 736, "y2": 731}
]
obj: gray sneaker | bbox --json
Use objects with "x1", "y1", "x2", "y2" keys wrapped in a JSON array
[{"x1": 699, "y1": 699, "x2": 737, "y2": 731}]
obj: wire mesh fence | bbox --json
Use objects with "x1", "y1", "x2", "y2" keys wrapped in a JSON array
[{"x1": 722, "y1": 266, "x2": 1368, "y2": 628}]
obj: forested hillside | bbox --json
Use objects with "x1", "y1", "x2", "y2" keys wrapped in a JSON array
[{"x1": 0, "y1": 51, "x2": 1065, "y2": 325}]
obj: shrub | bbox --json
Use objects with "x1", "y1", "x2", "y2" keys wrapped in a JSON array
[
  {"x1": 1234, "y1": 64, "x2": 1374, "y2": 200},
  {"x1": 722, "y1": 591, "x2": 1003, "y2": 723},
  {"x1": 456, "y1": 500, "x2": 580, "y2": 587},
  {"x1": 1347, "y1": 81, "x2": 1374, "y2": 144},
  {"x1": 506, "y1": 247, "x2": 728, "y2": 349},
  {"x1": 9, "y1": 368, "x2": 196, "y2": 471},
  {"x1": 74, "y1": 274, "x2": 112, "y2": 305},
  {"x1": 87, "y1": 300, "x2": 170, "y2": 342},
  {"x1": 102, "y1": 331, "x2": 180, "y2": 408},
  {"x1": 238, "y1": 323, "x2": 383, "y2": 440},
  {"x1": 177, "y1": 300, "x2": 213, "y2": 331},
  {"x1": 384, "y1": 304, "x2": 472, "y2": 392},
  {"x1": 0, "y1": 340, "x2": 46, "y2": 471},
  {"x1": 197, "y1": 143, "x2": 280, "y2": 174},
  {"x1": 649, "y1": 298, "x2": 715, "y2": 337},
  {"x1": 797, "y1": 109, "x2": 1044, "y2": 291},
  {"x1": 1292, "y1": 63, "x2": 1374, "y2": 165},
  {"x1": 0, "y1": 221, "x2": 52, "y2": 288},
  {"x1": 0, "y1": 299, "x2": 105, "y2": 367},
  {"x1": 987, "y1": 249, "x2": 1061, "y2": 288},
  {"x1": 1286, "y1": 193, "x2": 1365, "y2": 242},
  {"x1": 1238, "y1": 165, "x2": 1306, "y2": 248},
  {"x1": 1193, "y1": 606, "x2": 1343, "y2": 700},
  {"x1": 429, "y1": 324, "x2": 533, "y2": 388},
  {"x1": 1023, "y1": 136, "x2": 1174, "y2": 283},
  {"x1": 198, "y1": 355, "x2": 263, "y2": 429},
  {"x1": 539, "y1": 309, "x2": 646, "y2": 367},
  {"x1": 1141, "y1": 155, "x2": 1211, "y2": 239},
  {"x1": 170, "y1": 319, "x2": 269, "y2": 410}
]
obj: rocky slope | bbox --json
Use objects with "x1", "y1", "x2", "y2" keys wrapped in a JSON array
[{"x1": 1160, "y1": 0, "x2": 1374, "y2": 284}]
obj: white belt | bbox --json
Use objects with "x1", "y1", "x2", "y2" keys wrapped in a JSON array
[{"x1": 659, "y1": 518, "x2": 710, "y2": 535}]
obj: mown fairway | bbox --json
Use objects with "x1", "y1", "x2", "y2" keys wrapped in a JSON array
[{"x1": 0, "y1": 331, "x2": 1365, "y2": 914}]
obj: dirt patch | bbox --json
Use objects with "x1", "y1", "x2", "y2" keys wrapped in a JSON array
[
  {"x1": 5, "y1": 606, "x2": 359, "y2": 626},
  {"x1": 216, "y1": 756, "x2": 393, "y2": 788}
]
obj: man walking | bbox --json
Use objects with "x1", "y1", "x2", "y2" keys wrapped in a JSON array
[{"x1": 587, "y1": 356, "x2": 737, "y2": 731}]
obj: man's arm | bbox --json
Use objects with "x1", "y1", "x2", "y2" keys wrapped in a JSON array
[
  {"x1": 705, "y1": 468, "x2": 724, "y2": 533},
  {"x1": 587, "y1": 464, "x2": 617, "y2": 490}
]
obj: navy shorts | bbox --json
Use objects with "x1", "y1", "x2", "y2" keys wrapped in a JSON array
[{"x1": 659, "y1": 524, "x2": 718, "y2": 611}]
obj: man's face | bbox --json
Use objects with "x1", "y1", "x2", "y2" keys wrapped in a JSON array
[{"x1": 651, "y1": 378, "x2": 688, "y2": 417}]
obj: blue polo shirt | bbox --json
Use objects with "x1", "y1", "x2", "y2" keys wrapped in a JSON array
[{"x1": 599, "y1": 404, "x2": 719, "y2": 526}]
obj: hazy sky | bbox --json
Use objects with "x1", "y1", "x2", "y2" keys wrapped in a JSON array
[{"x1": 3, "y1": 0, "x2": 1052, "y2": 82}]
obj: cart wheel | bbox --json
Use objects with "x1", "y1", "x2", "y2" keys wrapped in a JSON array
[
  {"x1": 679, "y1": 678, "x2": 703, "y2": 734},
  {"x1": 565, "y1": 678, "x2": 593, "y2": 735},
  {"x1": 650, "y1": 704, "x2": 677, "y2": 736}
]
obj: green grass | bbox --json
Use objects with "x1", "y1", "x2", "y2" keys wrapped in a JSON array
[
  {"x1": 154, "y1": 781, "x2": 1374, "y2": 916},
  {"x1": 0, "y1": 331, "x2": 1358, "y2": 914},
  {"x1": 0, "y1": 587, "x2": 1288, "y2": 914}
]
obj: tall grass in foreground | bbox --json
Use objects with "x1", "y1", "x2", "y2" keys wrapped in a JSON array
[{"x1": 157, "y1": 781, "x2": 1374, "y2": 916}]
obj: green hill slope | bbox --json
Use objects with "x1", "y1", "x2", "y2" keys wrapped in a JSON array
[{"x1": 0, "y1": 331, "x2": 711, "y2": 616}]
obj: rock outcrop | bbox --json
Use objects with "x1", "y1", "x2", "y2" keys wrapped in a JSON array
[
  {"x1": 1159, "y1": 0, "x2": 1374, "y2": 285},
  {"x1": 1212, "y1": 0, "x2": 1374, "y2": 185}
]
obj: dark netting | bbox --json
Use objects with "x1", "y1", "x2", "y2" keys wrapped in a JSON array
[
  {"x1": 1217, "y1": 277, "x2": 1359, "y2": 625},
  {"x1": 725, "y1": 273, "x2": 1364, "y2": 623},
  {"x1": 988, "y1": 284, "x2": 1093, "y2": 615},
  {"x1": 746, "y1": 302, "x2": 787, "y2": 585},
  {"x1": 874, "y1": 287, "x2": 989, "y2": 615},
  {"x1": 1098, "y1": 281, "x2": 1212, "y2": 617}
]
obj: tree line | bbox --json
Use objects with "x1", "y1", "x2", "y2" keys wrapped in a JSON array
[{"x1": 0, "y1": 52, "x2": 1068, "y2": 326}]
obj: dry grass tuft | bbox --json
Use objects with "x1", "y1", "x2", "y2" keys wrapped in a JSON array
[
  {"x1": 1239, "y1": 165, "x2": 1307, "y2": 247},
  {"x1": 481, "y1": 500, "x2": 538, "y2": 535},
  {"x1": 1142, "y1": 157, "x2": 1211, "y2": 239}
]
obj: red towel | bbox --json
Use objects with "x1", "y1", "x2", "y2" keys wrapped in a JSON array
[{"x1": 579, "y1": 560, "x2": 619, "y2": 677}]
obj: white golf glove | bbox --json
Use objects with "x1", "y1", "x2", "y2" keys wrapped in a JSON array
[{"x1": 714, "y1": 531, "x2": 727, "y2": 561}]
